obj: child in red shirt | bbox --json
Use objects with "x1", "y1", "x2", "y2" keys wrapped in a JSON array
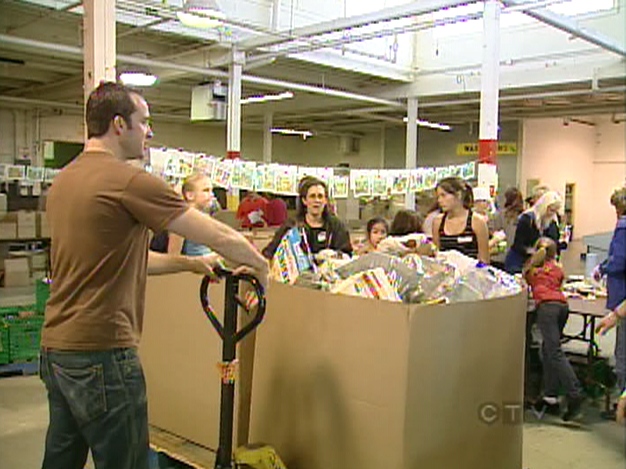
[{"x1": 524, "y1": 237, "x2": 583, "y2": 422}]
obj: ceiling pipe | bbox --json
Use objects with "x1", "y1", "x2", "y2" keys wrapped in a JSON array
[
  {"x1": 248, "y1": 11, "x2": 484, "y2": 64},
  {"x1": 500, "y1": 0, "x2": 626, "y2": 58},
  {"x1": 0, "y1": 34, "x2": 403, "y2": 108},
  {"x1": 238, "y1": 0, "x2": 482, "y2": 51}
]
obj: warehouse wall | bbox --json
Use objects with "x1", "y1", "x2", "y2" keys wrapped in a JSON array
[
  {"x1": 0, "y1": 109, "x2": 385, "y2": 169},
  {"x1": 520, "y1": 116, "x2": 626, "y2": 238}
]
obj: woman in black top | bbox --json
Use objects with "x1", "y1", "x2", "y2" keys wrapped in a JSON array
[
  {"x1": 505, "y1": 190, "x2": 563, "y2": 274},
  {"x1": 262, "y1": 177, "x2": 352, "y2": 260},
  {"x1": 432, "y1": 177, "x2": 490, "y2": 264}
]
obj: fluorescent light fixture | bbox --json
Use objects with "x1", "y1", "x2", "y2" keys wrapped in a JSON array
[
  {"x1": 241, "y1": 91, "x2": 294, "y2": 105},
  {"x1": 403, "y1": 117, "x2": 452, "y2": 131},
  {"x1": 271, "y1": 128, "x2": 313, "y2": 139},
  {"x1": 177, "y1": 0, "x2": 224, "y2": 29},
  {"x1": 119, "y1": 72, "x2": 158, "y2": 87}
]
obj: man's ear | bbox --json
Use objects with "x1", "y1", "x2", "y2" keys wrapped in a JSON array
[{"x1": 112, "y1": 115, "x2": 125, "y2": 134}]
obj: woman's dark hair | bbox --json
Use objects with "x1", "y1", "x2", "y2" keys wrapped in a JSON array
[
  {"x1": 366, "y1": 217, "x2": 388, "y2": 236},
  {"x1": 436, "y1": 177, "x2": 473, "y2": 209},
  {"x1": 296, "y1": 177, "x2": 329, "y2": 221},
  {"x1": 86, "y1": 82, "x2": 139, "y2": 139},
  {"x1": 503, "y1": 187, "x2": 524, "y2": 219},
  {"x1": 389, "y1": 210, "x2": 423, "y2": 236}
]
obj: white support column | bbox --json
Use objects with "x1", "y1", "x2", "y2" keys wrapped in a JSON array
[
  {"x1": 478, "y1": 0, "x2": 500, "y2": 192},
  {"x1": 83, "y1": 0, "x2": 116, "y2": 105},
  {"x1": 226, "y1": 49, "x2": 245, "y2": 209},
  {"x1": 379, "y1": 125, "x2": 386, "y2": 168},
  {"x1": 405, "y1": 97, "x2": 418, "y2": 209},
  {"x1": 271, "y1": 0, "x2": 281, "y2": 31},
  {"x1": 263, "y1": 111, "x2": 273, "y2": 163},
  {"x1": 226, "y1": 49, "x2": 245, "y2": 160}
]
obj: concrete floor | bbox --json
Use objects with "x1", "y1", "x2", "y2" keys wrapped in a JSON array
[{"x1": 0, "y1": 375, "x2": 623, "y2": 469}]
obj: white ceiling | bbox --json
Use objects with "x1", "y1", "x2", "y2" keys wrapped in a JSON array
[{"x1": 0, "y1": 0, "x2": 624, "y2": 135}]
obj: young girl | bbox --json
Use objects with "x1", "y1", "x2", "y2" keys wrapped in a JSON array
[
  {"x1": 356, "y1": 217, "x2": 389, "y2": 255},
  {"x1": 432, "y1": 177, "x2": 490, "y2": 264},
  {"x1": 525, "y1": 237, "x2": 583, "y2": 422}
]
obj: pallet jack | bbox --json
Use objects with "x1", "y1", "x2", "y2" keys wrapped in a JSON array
[{"x1": 199, "y1": 269, "x2": 287, "y2": 469}]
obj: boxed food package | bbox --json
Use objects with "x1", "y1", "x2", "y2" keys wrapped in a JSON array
[
  {"x1": 4, "y1": 258, "x2": 30, "y2": 287},
  {"x1": 17, "y1": 211, "x2": 37, "y2": 239}
]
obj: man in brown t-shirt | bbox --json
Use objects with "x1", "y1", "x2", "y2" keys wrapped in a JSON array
[{"x1": 39, "y1": 82, "x2": 268, "y2": 469}]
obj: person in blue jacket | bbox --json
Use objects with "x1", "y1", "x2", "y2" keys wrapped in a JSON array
[{"x1": 594, "y1": 187, "x2": 626, "y2": 417}]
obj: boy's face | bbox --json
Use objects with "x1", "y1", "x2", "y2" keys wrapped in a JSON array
[{"x1": 186, "y1": 177, "x2": 215, "y2": 210}]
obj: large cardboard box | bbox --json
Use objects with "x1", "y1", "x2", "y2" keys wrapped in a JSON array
[
  {"x1": 3, "y1": 258, "x2": 30, "y2": 287},
  {"x1": 249, "y1": 283, "x2": 527, "y2": 469},
  {"x1": 141, "y1": 273, "x2": 255, "y2": 448},
  {"x1": 17, "y1": 211, "x2": 37, "y2": 239},
  {"x1": 142, "y1": 277, "x2": 526, "y2": 469}
]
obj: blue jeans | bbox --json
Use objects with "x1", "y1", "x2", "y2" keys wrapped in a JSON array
[
  {"x1": 39, "y1": 348, "x2": 149, "y2": 469},
  {"x1": 536, "y1": 302, "x2": 582, "y2": 399}
]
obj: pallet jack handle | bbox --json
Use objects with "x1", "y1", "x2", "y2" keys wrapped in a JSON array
[
  {"x1": 200, "y1": 267, "x2": 267, "y2": 344},
  {"x1": 199, "y1": 266, "x2": 267, "y2": 469}
]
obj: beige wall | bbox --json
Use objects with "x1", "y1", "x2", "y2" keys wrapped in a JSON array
[
  {"x1": 0, "y1": 109, "x2": 384, "y2": 169},
  {"x1": 520, "y1": 116, "x2": 626, "y2": 238}
]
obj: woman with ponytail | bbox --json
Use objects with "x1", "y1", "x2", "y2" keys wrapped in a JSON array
[
  {"x1": 432, "y1": 177, "x2": 490, "y2": 264},
  {"x1": 524, "y1": 237, "x2": 583, "y2": 422},
  {"x1": 505, "y1": 190, "x2": 563, "y2": 274}
]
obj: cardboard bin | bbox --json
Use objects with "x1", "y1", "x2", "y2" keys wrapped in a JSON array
[
  {"x1": 141, "y1": 273, "x2": 256, "y2": 449},
  {"x1": 248, "y1": 282, "x2": 527, "y2": 469},
  {"x1": 142, "y1": 276, "x2": 526, "y2": 469}
]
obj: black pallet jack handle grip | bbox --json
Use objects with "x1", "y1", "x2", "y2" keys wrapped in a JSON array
[{"x1": 199, "y1": 267, "x2": 267, "y2": 343}]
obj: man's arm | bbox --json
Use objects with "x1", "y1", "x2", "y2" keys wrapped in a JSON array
[
  {"x1": 167, "y1": 208, "x2": 269, "y2": 284},
  {"x1": 147, "y1": 251, "x2": 221, "y2": 276},
  {"x1": 167, "y1": 233, "x2": 185, "y2": 255}
]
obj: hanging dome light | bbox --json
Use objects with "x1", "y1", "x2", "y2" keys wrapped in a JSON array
[{"x1": 177, "y1": 0, "x2": 225, "y2": 29}]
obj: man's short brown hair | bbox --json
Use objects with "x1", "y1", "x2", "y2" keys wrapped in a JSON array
[{"x1": 86, "y1": 82, "x2": 139, "y2": 139}]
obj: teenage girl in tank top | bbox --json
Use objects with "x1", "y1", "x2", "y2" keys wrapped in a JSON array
[{"x1": 432, "y1": 177, "x2": 490, "y2": 264}]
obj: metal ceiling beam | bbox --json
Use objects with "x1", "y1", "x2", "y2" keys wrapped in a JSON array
[
  {"x1": 238, "y1": 0, "x2": 482, "y2": 51},
  {"x1": 500, "y1": 0, "x2": 626, "y2": 58},
  {"x1": 0, "y1": 34, "x2": 403, "y2": 108}
]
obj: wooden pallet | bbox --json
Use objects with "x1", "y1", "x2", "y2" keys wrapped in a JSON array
[
  {"x1": 150, "y1": 425, "x2": 217, "y2": 469},
  {"x1": 0, "y1": 360, "x2": 38, "y2": 377}
]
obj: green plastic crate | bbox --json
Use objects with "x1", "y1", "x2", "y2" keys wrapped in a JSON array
[
  {"x1": 0, "y1": 320, "x2": 9, "y2": 365},
  {"x1": 8, "y1": 315, "x2": 44, "y2": 363},
  {"x1": 0, "y1": 305, "x2": 37, "y2": 318},
  {"x1": 36, "y1": 279, "x2": 51, "y2": 314}
]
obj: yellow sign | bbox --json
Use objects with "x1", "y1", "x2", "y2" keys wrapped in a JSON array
[{"x1": 456, "y1": 142, "x2": 518, "y2": 156}]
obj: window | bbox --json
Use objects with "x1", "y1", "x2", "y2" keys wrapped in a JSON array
[{"x1": 433, "y1": 0, "x2": 616, "y2": 39}]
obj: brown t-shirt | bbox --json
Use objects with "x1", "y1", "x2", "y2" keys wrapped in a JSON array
[{"x1": 41, "y1": 150, "x2": 189, "y2": 350}]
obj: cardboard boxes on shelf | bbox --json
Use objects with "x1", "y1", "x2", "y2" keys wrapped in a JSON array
[
  {"x1": 3, "y1": 258, "x2": 30, "y2": 288},
  {"x1": 0, "y1": 213, "x2": 17, "y2": 240},
  {"x1": 17, "y1": 211, "x2": 37, "y2": 239},
  {"x1": 38, "y1": 212, "x2": 50, "y2": 238}
]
